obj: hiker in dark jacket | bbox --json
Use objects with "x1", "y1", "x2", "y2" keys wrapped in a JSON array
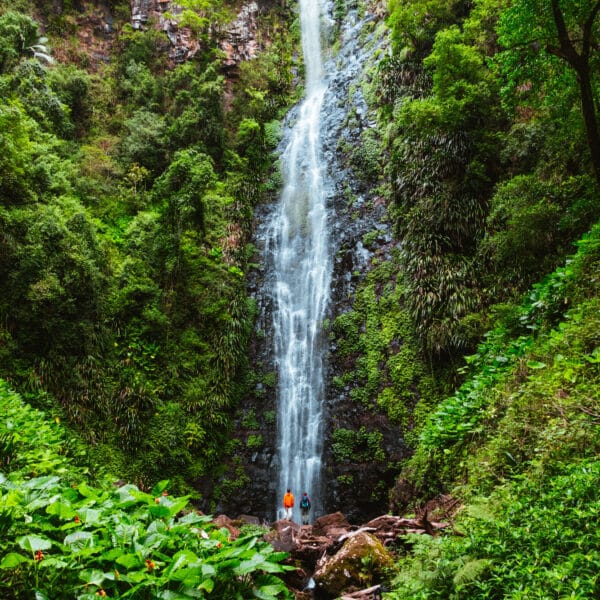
[{"x1": 300, "y1": 492, "x2": 311, "y2": 525}]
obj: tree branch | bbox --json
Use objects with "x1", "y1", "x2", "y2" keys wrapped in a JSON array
[
  {"x1": 550, "y1": 0, "x2": 580, "y2": 65},
  {"x1": 582, "y1": 0, "x2": 600, "y2": 59}
]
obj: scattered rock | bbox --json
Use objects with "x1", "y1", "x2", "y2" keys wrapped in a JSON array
[
  {"x1": 219, "y1": 2, "x2": 259, "y2": 70},
  {"x1": 311, "y1": 511, "x2": 351, "y2": 537},
  {"x1": 265, "y1": 519, "x2": 302, "y2": 552},
  {"x1": 210, "y1": 509, "x2": 451, "y2": 597},
  {"x1": 237, "y1": 514, "x2": 261, "y2": 525},
  {"x1": 211, "y1": 514, "x2": 240, "y2": 540}
]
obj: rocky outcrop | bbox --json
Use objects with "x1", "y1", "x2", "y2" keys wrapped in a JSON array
[
  {"x1": 220, "y1": 2, "x2": 259, "y2": 71},
  {"x1": 130, "y1": 0, "x2": 198, "y2": 63},
  {"x1": 320, "y1": 11, "x2": 402, "y2": 523},
  {"x1": 130, "y1": 0, "x2": 259, "y2": 66}
]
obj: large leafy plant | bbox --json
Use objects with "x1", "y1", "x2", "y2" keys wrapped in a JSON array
[{"x1": 0, "y1": 382, "x2": 293, "y2": 599}]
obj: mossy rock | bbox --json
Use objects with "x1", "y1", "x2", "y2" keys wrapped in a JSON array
[{"x1": 313, "y1": 531, "x2": 393, "y2": 596}]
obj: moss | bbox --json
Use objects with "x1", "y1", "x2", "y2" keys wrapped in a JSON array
[
  {"x1": 241, "y1": 409, "x2": 259, "y2": 429},
  {"x1": 337, "y1": 474, "x2": 354, "y2": 485},
  {"x1": 246, "y1": 434, "x2": 263, "y2": 450},
  {"x1": 331, "y1": 426, "x2": 386, "y2": 463}
]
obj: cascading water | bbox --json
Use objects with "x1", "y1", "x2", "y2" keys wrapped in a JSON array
[{"x1": 266, "y1": 0, "x2": 331, "y2": 521}]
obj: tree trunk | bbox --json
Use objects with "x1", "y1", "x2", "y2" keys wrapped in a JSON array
[
  {"x1": 548, "y1": 0, "x2": 600, "y2": 182},
  {"x1": 576, "y1": 64, "x2": 600, "y2": 183}
]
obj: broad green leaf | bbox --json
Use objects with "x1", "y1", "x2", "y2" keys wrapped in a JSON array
[
  {"x1": 234, "y1": 554, "x2": 265, "y2": 575},
  {"x1": 0, "y1": 552, "x2": 29, "y2": 568},
  {"x1": 115, "y1": 484, "x2": 142, "y2": 504},
  {"x1": 252, "y1": 589, "x2": 280, "y2": 600},
  {"x1": 201, "y1": 563, "x2": 216, "y2": 578},
  {"x1": 168, "y1": 566, "x2": 202, "y2": 584},
  {"x1": 21, "y1": 476, "x2": 60, "y2": 491},
  {"x1": 79, "y1": 568, "x2": 106, "y2": 586},
  {"x1": 149, "y1": 504, "x2": 171, "y2": 518},
  {"x1": 156, "y1": 590, "x2": 200, "y2": 599},
  {"x1": 151, "y1": 480, "x2": 170, "y2": 496},
  {"x1": 100, "y1": 547, "x2": 124, "y2": 561},
  {"x1": 76, "y1": 482, "x2": 99, "y2": 499},
  {"x1": 165, "y1": 497, "x2": 190, "y2": 517},
  {"x1": 198, "y1": 578, "x2": 214, "y2": 593},
  {"x1": 123, "y1": 568, "x2": 150, "y2": 583},
  {"x1": 18, "y1": 535, "x2": 52, "y2": 552},
  {"x1": 176, "y1": 512, "x2": 211, "y2": 525},
  {"x1": 129, "y1": 488, "x2": 155, "y2": 504},
  {"x1": 46, "y1": 498, "x2": 76, "y2": 519},
  {"x1": 38, "y1": 557, "x2": 69, "y2": 569},
  {"x1": 167, "y1": 549, "x2": 200, "y2": 573},
  {"x1": 78, "y1": 507, "x2": 101, "y2": 525},
  {"x1": 116, "y1": 553, "x2": 143, "y2": 570},
  {"x1": 64, "y1": 531, "x2": 94, "y2": 551},
  {"x1": 527, "y1": 360, "x2": 546, "y2": 369}
]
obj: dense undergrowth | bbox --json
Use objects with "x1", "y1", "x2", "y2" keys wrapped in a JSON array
[
  {"x1": 371, "y1": 0, "x2": 600, "y2": 594},
  {"x1": 0, "y1": 380, "x2": 293, "y2": 599},
  {"x1": 0, "y1": 0, "x2": 298, "y2": 502},
  {"x1": 384, "y1": 224, "x2": 600, "y2": 598}
]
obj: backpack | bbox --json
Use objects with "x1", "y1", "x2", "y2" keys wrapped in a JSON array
[{"x1": 300, "y1": 496, "x2": 310, "y2": 509}]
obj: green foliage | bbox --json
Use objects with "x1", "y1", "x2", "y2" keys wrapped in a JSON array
[
  {"x1": 246, "y1": 434, "x2": 263, "y2": 450},
  {"x1": 120, "y1": 109, "x2": 168, "y2": 175},
  {"x1": 480, "y1": 174, "x2": 599, "y2": 295},
  {"x1": 388, "y1": 460, "x2": 600, "y2": 599},
  {"x1": 0, "y1": 101, "x2": 38, "y2": 202},
  {"x1": 0, "y1": 381, "x2": 293, "y2": 599},
  {"x1": 114, "y1": 25, "x2": 168, "y2": 74},
  {"x1": 47, "y1": 64, "x2": 92, "y2": 136},
  {"x1": 331, "y1": 427, "x2": 386, "y2": 463},
  {"x1": 389, "y1": 222, "x2": 600, "y2": 594},
  {"x1": 420, "y1": 223, "x2": 599, "y2": 454},
  {"x1": 387, "y1": 17, "x2": 501, "y2": 355},
  {"x1": 350, "y1": 128, "x2": 381, "y2": 183},
  {"x1": 386, "y1": 0, "x2": 469, "y2": 55},
  {"x1": 0, "y1": 0, "x2": 297, "y2": 506},
  {"x1": 0, "y1": 11, "x2": 40, "y2": 72},
  {"x1": 1, "y1": 196, "x2": 109, "y2": 358}
]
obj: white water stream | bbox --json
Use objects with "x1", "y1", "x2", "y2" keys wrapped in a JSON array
[{"x1": 267, "y1": 0, "x2": 331, "y2": 521}]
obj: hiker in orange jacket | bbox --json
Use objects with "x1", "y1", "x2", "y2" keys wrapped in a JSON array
[{"x1": 283, "y1": 489, "x2": 294, "y2": 520}]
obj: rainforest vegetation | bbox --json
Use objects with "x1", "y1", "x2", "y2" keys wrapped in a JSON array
[{"x1": 0, "y1": 0, "x2": 599, "y2": 597}]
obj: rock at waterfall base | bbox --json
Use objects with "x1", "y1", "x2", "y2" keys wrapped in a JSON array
[{"x1": 312, "y1": 531, "x2": 393, "y2": 597}]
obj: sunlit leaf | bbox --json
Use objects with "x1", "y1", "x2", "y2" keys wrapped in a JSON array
[
  {"x1": 18, "y1": 535, "x2": 52, "y2": 552},
  {"x1": 0, "y1": 552, "x2": 29, "y2": 569}
]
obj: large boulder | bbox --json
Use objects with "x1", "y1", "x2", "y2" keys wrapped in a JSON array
[{"x1": 312, "y1": 531, "x2": 393, "y2": 597}]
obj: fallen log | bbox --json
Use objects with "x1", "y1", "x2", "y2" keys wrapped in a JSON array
[{"x1": 340, "y1": 584, "x2": 383, "y2": 599}]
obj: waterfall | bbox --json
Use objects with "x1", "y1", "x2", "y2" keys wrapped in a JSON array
[{"x1": 266, "y1": 0, "x2": 331, "y2": 521}]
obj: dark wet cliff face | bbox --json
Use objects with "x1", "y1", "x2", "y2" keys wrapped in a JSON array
[{"x1": 219, "y1": 7, "x2": 408, "y2": 524}]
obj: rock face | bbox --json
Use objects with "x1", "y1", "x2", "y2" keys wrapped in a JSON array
[
  {"x1": 220, "y1": 2, "x2": 259, "y2": 70},
  {"x1": 316, "y1": 11, "x2": 405, "y2": 523},
  {"x1": 313, "y1": 531, "x2": 393, "y2": 597},
  {"x1": 130, "y1": 0, "x2": 259, "y2": 66}
]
